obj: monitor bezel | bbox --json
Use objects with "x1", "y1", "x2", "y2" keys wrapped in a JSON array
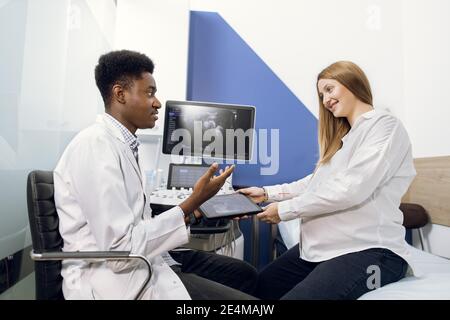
[{"x1": 162, "y1": 100, "x2": 256, "y2": 161}]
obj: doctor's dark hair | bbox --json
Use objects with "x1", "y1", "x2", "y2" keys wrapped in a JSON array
[
  {"x1": 95, "y1": 50, "x2": 155, "y2": 106},
  {"x1": 316, "y1": 61, "x2": 373, "y2": 166}
]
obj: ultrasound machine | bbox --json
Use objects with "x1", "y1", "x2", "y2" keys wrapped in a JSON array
[{"x1": 150, "y1": 100, "x2": 256, "y2": 259}]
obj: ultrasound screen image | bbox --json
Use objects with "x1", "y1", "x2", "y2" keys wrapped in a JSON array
[{"x1": 163, "y1": 101, "x2": 255, "y2": 160}]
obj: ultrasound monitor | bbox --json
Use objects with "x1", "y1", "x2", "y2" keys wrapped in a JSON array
[{"x1": 162, "y1": 100, "x2": 255, "y2": 160}]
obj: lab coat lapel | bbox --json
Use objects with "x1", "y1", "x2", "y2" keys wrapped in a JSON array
[
  {"x1": 97, "y1": 115, "x2": 143, "y2": 185},
  {"x1": 123, "y1": 145, "x2": 143, "y2": 186}
]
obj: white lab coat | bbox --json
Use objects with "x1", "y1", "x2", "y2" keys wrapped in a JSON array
[
  {"x1": 265, "y1": 109, "x2": 422, "y2": 276},
  {"x1": 54, "y1": 114, "x2": 191, "y2": 299}
]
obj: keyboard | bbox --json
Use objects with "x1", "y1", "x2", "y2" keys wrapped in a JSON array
[{"x1": 150, "y1": 187, "x2": 234, "y2": 206}]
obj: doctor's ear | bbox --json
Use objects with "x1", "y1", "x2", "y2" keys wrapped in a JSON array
[{"x1": 112, "y1": 84, "x2": 126, "y2": 104}]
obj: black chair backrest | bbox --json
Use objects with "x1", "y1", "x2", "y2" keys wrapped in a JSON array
[
  {"x1": 26, "y1": 170, "x2": 64, "y2": 300},
  {"x1": 400, "y1": 203, "x2": 430, "y2": 229}
]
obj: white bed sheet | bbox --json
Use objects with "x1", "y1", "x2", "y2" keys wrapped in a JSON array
[{"x1": 359, "y1": 245, "x2": 450, "y2": 300}]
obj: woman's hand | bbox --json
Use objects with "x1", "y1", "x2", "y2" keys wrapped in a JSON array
[
  {"x1": 257, "y1": 203, "x2": 281, "y2": 224},
  {"x1": 237, "y1": 187, "x2": 266, "y2": 203}
]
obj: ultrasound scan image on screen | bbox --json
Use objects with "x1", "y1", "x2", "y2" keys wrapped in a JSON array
[{"x1": 162, "y1": 100, "x2": 255, "y2": 160}]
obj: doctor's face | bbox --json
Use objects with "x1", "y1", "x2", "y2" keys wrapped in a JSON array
[
  {"x1": 123, "y1": 72, "x2": 161, "y2": 131},
  {"x1": 317, "y1": 79, "x2": 358, "y2": 118}
]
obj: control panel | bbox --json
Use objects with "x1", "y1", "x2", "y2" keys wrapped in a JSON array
[{"x1": 150, "y1": 163, "x2": 235, "y2": 207}]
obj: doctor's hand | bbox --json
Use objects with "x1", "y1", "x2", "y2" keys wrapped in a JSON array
[
  {"x1": 237, "y1": 187, "x2": 266, "y2": 203},
  {"x1": 193, "y1": 163, "x2": 235, "y2": 201},
  {"x1": 180, "y1": 163, "x2": 234, "y2": 215},
  {"x1": 257, "y1": 203, "x2": 281, "y2": 224}
]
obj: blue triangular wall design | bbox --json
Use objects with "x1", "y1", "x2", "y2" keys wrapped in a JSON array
[{"x1": 187, "y1": 11, "x2": 318, "y2": 187}]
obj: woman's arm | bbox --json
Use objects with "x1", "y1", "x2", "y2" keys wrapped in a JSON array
[
  {"x1": 238, "y1": 173, "x2": 313, "y2": 204},
  {"x1": 277, "y1": 116, "x2": 414, "y2": 220},
  {"x1": 263, "y1": 173, "x2": 314, "y2": 202}
]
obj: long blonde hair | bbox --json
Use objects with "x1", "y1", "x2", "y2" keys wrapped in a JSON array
[{"x1": 316, "y1": 61, "x2": 373, "y2": 166}]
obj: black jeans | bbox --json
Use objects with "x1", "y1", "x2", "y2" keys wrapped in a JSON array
[
  {"x1": 170, "y1": 249, "x2": 258, "y2": 300},
  {"x1": 256, "y1": 245, "x2": 408, "y2": 300}
]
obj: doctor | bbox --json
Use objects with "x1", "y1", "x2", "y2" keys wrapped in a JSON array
[
  {"x1": 239, "y1": 61, "x2": 417, "y2": 300},
  {"x1": 54, "y1": 50, "x2": 257, "y2": 300}
]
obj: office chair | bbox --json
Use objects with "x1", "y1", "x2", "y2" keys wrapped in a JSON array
[
  {"x1": 26, "y1": 170, "x2": 152, "y2": 300},
  {"x1": 400, "y1": 202, "x2": 430, "y2": 251}
]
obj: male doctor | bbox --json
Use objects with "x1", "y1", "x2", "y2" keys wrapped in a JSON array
[{"x1": 53, "y1": 50, "x2": 257, "y2": 300}]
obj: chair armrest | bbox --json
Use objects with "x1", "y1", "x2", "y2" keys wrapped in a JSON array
[{"x1": 30, "y1": 250, "x2": 152, "y2": 300}]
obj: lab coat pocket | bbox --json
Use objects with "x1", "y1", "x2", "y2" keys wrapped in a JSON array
[{"x1": 89, "y1": 262, "x2": 136, "y2": 300}]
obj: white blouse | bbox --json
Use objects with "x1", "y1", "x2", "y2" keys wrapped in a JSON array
[{"x1": 264, "y1": 109, "x2": 421, "y2": 275}]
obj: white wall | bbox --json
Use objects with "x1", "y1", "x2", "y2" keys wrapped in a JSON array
[
  {"x1": 115, "y1": 0, "x2": 189, "y2": 136},
  {"x1": 401, "y1": 0, "x2": 450, "y2": 258},
  {"x1": 190, "y1": 0, "x2": 405, "y2": 119},
  {"x1": 402, "y1": 0, "x2": 450, "y2": 158},
  {"x1": 115, "y1": 0, "x2": 189, "y2": 175}
]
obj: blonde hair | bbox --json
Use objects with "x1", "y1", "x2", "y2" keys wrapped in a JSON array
[{"x1": 316, "y1": 61, "x2": 373, "y2": 166}]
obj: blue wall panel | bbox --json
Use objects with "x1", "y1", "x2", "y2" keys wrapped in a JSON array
[
  {"x1": 187, "y1": 11, "x2": 318, "y2": 268},
  {"x1": 187, "y1": 11, "x2": 318, "y2": 187}
]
